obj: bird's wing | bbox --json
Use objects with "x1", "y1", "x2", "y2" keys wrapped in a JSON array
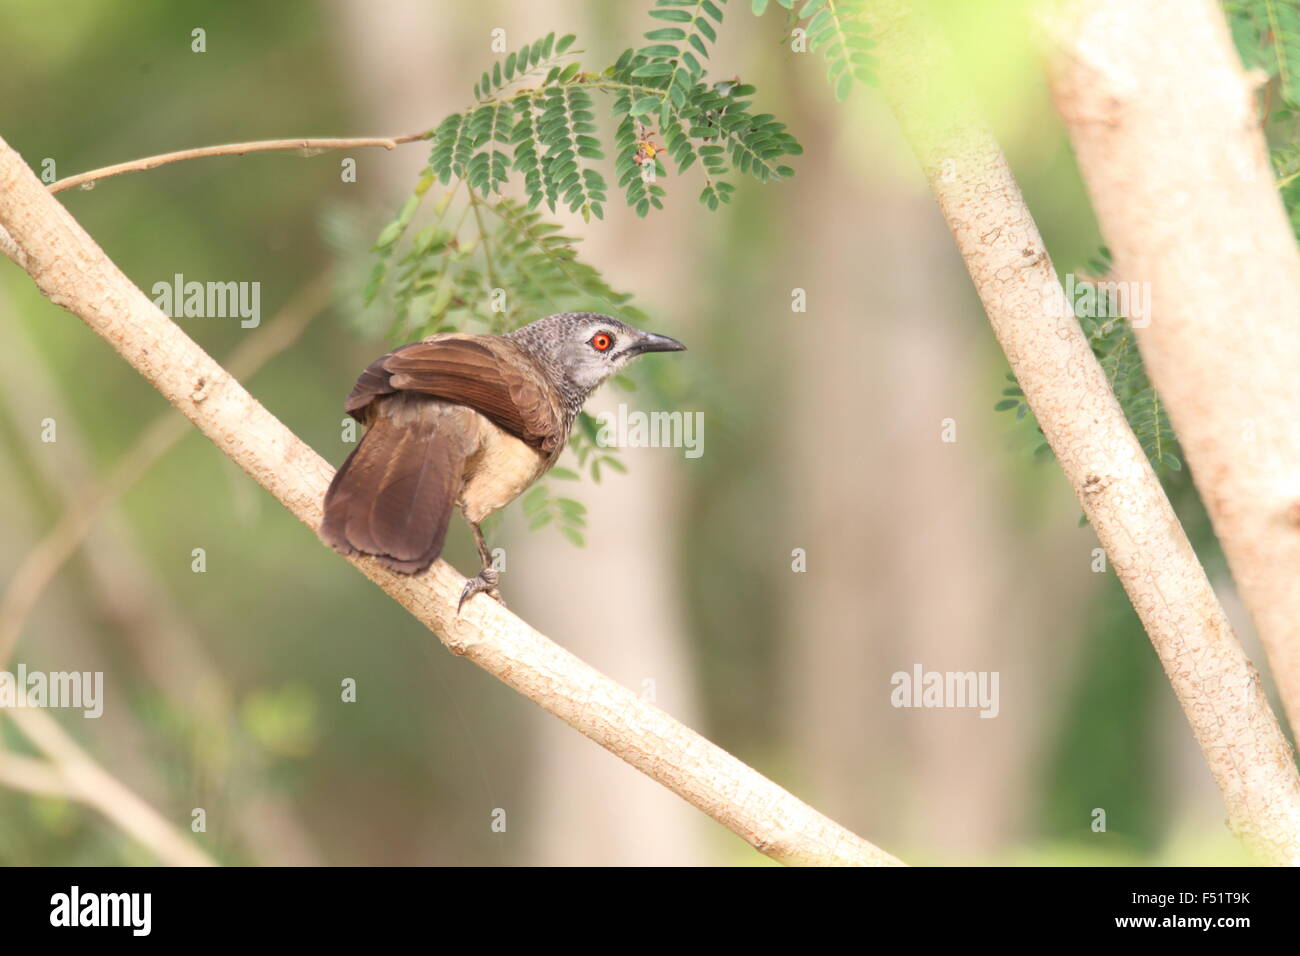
[{"x1": 345, "y1": 335, "x2": 565, "y2": 453}]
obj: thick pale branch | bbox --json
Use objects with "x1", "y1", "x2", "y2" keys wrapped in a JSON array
[
  {"x1": 0, "y1": 222, "x2": 25, "y2": 268},
  {"x1": 0, "y1": 135, "x2": 900, "y2": 867},
  {"x1": 865, "y1": 0, "x2": 1300, "y2": 864},
  {"x1": 1046, "y1": 0, "x2": 1300, "y2": 739}
]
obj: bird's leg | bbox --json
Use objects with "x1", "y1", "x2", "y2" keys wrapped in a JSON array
[{"x1": 458, "y1": 517, "x2": 506, "y2": 612}]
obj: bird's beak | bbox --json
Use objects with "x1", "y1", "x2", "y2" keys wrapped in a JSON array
[{"x1": 628, "y1": 332, "x2": 687, "y2": 356}]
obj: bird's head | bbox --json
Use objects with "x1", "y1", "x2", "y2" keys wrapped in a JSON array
[{"x1": 507, "y1": 312, "x2": 687, "y2": 400}]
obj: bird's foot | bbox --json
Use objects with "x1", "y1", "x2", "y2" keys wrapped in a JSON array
[{"x1": 458, "y1": 567, "x2": 505, "y2": 613}]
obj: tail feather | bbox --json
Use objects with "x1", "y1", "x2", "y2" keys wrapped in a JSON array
[{"x1": 321, "y1": 401, "x2": 469, "y2": 574}]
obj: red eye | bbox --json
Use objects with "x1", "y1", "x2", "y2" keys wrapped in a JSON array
[{"x1": 590, "y1": 332, "x2": 613, "y2": 352}]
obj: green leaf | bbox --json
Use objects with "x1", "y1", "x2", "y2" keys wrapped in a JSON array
[
  {"x1": 650, "y1": 8, "x2": 694, "y2": 22},
  {"x1": 362, "y1": 262, "x2": 386, "y2": 304},
  {"x1": 632, "y1": 61, "x2": 675, "y2": 77},
  {"x1": 373, "y1": 220, "x2": 404, "y2": 251},
  {"x1": 523, "y1": 485, "x2": 548, "y2": 515},
  {"x1": 631, "y1": 94, "x2": 663, "y2": 115},
  {"x1": 555, "y1": 497, "x2": 587, "y2": 517}
]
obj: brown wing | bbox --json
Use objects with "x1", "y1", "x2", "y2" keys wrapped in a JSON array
[
  {"x1": 321, "y1": 399, "x2": 475, "y2": 574},
  {"x1": 344, "y1": 334, "x2": 564, "y2": 454}
]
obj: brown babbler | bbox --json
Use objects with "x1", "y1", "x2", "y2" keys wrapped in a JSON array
[{"x1": 320, "y1": 312, "x2": 686, "y2": 609}]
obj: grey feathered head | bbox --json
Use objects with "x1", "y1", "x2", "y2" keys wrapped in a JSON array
[{"x1": 506, "y1": 312, "x2": 686, "y2": 401}]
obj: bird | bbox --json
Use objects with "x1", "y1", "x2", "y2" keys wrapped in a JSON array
[{"x1": 320, "y1": 312, "x2": 687, "y2": 610}]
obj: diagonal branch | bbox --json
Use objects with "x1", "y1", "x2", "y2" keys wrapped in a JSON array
[
  {"x1": 864, "y1": 0, "x2": 1300, "y2": 864},
  {"x1": 0, "y1": 134, "x2": 901, "y2": 867}
]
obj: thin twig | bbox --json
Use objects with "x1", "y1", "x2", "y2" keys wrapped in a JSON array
[
  {"x1": 467, "y1": 189, "x2": 499, "y2": 295},
  {"x1": 48, "y1": 132, "x2": 431, "y2": 194}
]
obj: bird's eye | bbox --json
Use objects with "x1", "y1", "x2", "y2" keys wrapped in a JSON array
[{"x1": 590, "y1": 332, "x2": 614, "y2": 352}]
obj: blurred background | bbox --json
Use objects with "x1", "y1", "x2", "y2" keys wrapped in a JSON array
[{"x1": 0, "y1": 0, "x2": 1277, "y2": 865}]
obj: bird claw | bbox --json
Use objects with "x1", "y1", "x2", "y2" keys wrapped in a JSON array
[{"x1": 458, "y1": 567, "x2": 505, "y2": 613}]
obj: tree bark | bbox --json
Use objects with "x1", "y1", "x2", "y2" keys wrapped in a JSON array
[
  {"x1": 1046, "y1": 0, "x2": 1300, "y2": 740},
  {"x1": 865, "y1": 0, "x2": 1300, "y2": 864}
]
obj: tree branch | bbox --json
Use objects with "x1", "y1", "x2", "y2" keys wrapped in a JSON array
[
  {"x1": 1045, "y1": 0, "x2": 1300, "y2": 739},
  {"x1": 6, "y1": 708, "x2": 216, "y2": 866},
  {"x1": 47, "y1": 132, "x2": 431, "y2": 194},
  {"x1": 0, "y1": 134, "x2": 901, "y2": 867},
  {"x1": 0, "y1": 749, "x2": 73, "y2": 797},
  {"x1": 864, "y1": 0, "x2": 1300, "y2": 864}
]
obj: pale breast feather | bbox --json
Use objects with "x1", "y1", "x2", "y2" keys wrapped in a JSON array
[{"x1": 458, "y1": 412, "x2": 552, "y2": 523}]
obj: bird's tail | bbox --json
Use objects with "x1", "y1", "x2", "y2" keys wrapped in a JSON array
[{"x1": 320, "y1": 401, "x2": 468, "y2": 574}]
